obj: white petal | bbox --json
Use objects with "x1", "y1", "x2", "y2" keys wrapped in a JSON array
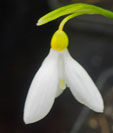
[
  {"x1": 56, "y1": 87, "x2": 64, "y2": 98},
  {"x1": 63, "y1": 49, "x2": 104, "y2": 112},
  {"x1": 56, "y1": 52, "x2": 66, "y2": 97},
  {"x1": 24, "y1": 49, "x2": 59, "y2": 124},
  {"x1": 56, "y1": 81, "x2": 66, "y2": 98}
]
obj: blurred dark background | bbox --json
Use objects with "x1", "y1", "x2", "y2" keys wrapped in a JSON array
[{"x1": 1, "y1": 0, "x2": 113, "y2": 133}]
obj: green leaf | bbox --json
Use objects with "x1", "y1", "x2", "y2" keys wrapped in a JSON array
[{"x1": 37, "y1": 3, "x2": 113, "y2": 26}]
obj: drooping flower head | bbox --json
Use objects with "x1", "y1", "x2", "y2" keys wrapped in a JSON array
[
  {"x1": 23, "y1": 29, "x2": 104, "y2": 124},
  {"x1": 23, "y1": 3, "x2": 113, "y2": 124}
]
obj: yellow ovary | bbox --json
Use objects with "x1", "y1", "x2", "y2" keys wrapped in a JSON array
[{"x1": 51, "y1": 30, "x2": 69, "y2": 51}]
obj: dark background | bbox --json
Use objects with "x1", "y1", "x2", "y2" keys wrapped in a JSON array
[{"x1": 1, "y1": 0, "x2": 113, "y2": 133}]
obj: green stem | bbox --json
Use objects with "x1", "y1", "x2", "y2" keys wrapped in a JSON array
[
  {"x1": 58, "y1": 9, "x2": 96, "y2": 30},
  {"x1": 58, "y1": 7, "x2": 113, "y2": 30},
  {"x1": 58, "y1": 10, "x2": 90, "y2": 30}
]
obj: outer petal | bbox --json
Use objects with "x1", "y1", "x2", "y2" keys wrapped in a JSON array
[
  {"x1": 24, "y1": 49, "x2": 59, "y2": 124},
  {"x1": 63, "y1": 49, "x2": 104, "y2": 112}
]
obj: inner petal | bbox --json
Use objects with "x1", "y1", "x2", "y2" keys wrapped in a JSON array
[
  {"x1": 56, "y1": 52, "x2": 67, "y2": 97},
  {"x1": 59, "y1": 80, "x2": 66, "y2": 89},
  {"x1": 58, "y1": 54, "x2": 66, "y2": 90}
]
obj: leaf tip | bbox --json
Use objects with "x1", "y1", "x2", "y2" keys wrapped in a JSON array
[{"x1": 36, "y1": 20, "x2": 42, "y2": 26}]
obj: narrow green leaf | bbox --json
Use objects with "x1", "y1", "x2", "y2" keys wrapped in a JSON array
[{"x1": 37, "y1": 3, "x2": 113, "y2": 26}]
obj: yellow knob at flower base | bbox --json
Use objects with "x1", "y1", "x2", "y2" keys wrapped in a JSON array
[{"x1": 51, "y1": 30, "x2": 69, "y2": 51}]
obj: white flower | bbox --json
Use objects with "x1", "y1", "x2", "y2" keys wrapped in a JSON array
[{"x1": 23, "y1": 48, "x2": 104, "y2": 124}]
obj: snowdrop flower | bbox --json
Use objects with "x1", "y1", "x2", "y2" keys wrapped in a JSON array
[{"x1": 23, "y1": 30, "x2": 104, "y2": 124}]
